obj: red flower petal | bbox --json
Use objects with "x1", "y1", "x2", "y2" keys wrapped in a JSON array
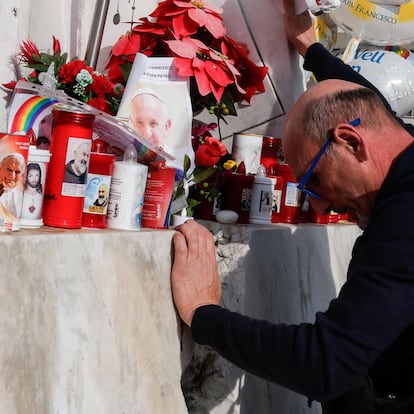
[
  {"x1": 173, "y1": 12, "x2": 199, "y2": 38},
  {"x1": 2, "y1": 80, "x2": 18, "y2": 90},
  {"x1": 188, "y1": 8, "x2": 208, "y2": 27},
  {"x1": 195, "y1": 135, "x2": 227, "y2": 167},
  {"x1": 52, "y1": 36, "x2": 61, "y2": 55},
  {"x1": 173, "y1": 56, "x2": 195, "y2": 77},
  {"x1": 204, "y1": 61, "x2": 232, "y2": 87},
  {"x1": 165, "y1": 39, "x2": 197, "y2": 58},
  {"x1": 112, "y1": 33, "x2": 141, "y2": 56},
  {"x1": 204, "y1": 13, "x2": 225, "y2": 38},
  {"x1": 194, "y1": 67, "x2": 212, "y2": 97}
]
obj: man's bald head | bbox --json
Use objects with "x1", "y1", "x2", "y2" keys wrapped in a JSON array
[{"x1": 282, "y1": 79, "x2": 399, "y2": 159}]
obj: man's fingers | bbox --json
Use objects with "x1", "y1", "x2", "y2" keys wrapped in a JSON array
[{"x1": 172, "y1": 231, "x2": 188, "y2": 264}]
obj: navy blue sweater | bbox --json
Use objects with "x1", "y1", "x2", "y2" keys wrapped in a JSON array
[{"x1": 191, "y1": 43, "x2": 414, "y2": 403}]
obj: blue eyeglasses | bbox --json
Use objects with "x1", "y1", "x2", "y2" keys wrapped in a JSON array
[{"x1": 297, "y1": 118, "x2": 361, "y2": 200}]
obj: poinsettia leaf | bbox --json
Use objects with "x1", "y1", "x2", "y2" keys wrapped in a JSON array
[
  {"x1": 173, "y1": 1, "x2": 194, "y2": 9},
  {"x1": 205, "y1": 14, "x2": 225, "y2": 38},
  {"x1": 173, "y1": 13, "x2": 199, "y2": 38},
  {"x1": 204, "y1": 62, "x2": 231, "y2": 87},
  {"x1": 206, "y1": 77, "x2": 225, "y2": 102},
  {"x1": 165, "y1": 39, "x2": 195, "y2": 58},
  {"x1": 188, "y1": 8, "x2": 208, "y2": 27},
  {"x1": 198, "y1": 0, "x2": 224, "y2": 15},
  {"x1": 194, "y1": 67, "x2": 213, "y2": 97}
]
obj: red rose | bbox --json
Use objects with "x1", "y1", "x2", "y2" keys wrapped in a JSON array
[
  {"x1": 195, "y1": 136, "x2": 227, "y2": 167},
  {"x1": 89, "y1": 74, "x2": 114, "y2": 97}
]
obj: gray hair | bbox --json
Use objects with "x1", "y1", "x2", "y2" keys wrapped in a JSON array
[{"x1": 300, "y1": 87, "x2": 401, "y2": 148}]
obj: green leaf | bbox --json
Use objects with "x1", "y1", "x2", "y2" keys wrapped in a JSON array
[
  {"x1": 183, "y1": 154, "x2": 191, "y2": 176},
  {"x1": 55, "y1": 52, "x2": 68, "y2": 69},
  {"x1": 39, "y1": 53, "x2": 54, "y2": 65},
  {"x1": 220, "y1": 92, "x2": 237, "y2": 116},
  {"x1": 186, "y1": 198, "x2": 202, "y2": 216},
  {"x1": 173, "y1": 182, "x2": 185, "y2": 200},
  {"x1": 192, "y1": 166, "x2": 216, "y2": 183},
  {"x1": 120, "y1": 63, "x2": 133, "y2": 84},
  {"x1": 27, "y1": 63, "x2": 49, "y2": 72}
]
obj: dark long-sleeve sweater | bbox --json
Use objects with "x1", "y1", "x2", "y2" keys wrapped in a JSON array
[{"x1": 190, "y1": 43, "x2": 414, "y2": 403}]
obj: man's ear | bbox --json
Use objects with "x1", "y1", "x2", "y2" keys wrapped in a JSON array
[
  {"x1": 333, "y1": 124, "x2": 367, "y2": 162},
  {"x1": 166, "y1": 119, "x2": 172, "y2": 130}
]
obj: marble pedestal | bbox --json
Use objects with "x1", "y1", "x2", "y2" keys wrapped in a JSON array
[
  {"x1": 0, "y1": 222, "x2": 362, "y2": 414},
  {"x1": 0, "y1": 227, "x2": 187, "y2": 414},
  {"x1": 183, "y1": 222, "x2": 362, "y2": 414}
]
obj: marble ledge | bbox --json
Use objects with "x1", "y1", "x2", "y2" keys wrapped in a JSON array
[
  {"x1": 0, "y1": 225, "x2": 186, "y2": 414},
  {"x1": 0, "y1": 222, "x2": 363, "y2": 414}
]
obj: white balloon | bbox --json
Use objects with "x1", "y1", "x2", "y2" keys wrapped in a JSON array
[
  {"x1": 314, "y1": 14, "x2": 338, "y2": 51},
  {"x1": 330, "y1": 0, "x2": 414, "y2": 47},
  {"x1": 369, "y1": 0, "x2": 410, "y2": 5},
  {"x1": 346, "y1": 46, "x2": 414, "y2": 116}
]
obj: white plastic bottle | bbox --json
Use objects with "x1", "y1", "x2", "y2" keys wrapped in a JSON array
[{"x1": 106, "y1": 144, "x2": 148, "y2": 230}]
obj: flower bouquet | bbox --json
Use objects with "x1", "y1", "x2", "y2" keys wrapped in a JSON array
[
  {"x1": 172, "y1": 122, "x2": 237, "y2": 220},
  {"x1": 106, "y1": 0, "x2": 268, "y2": 138},
  {"x1": 3, "y1": 37, "x2": 123, "y2": 116}
]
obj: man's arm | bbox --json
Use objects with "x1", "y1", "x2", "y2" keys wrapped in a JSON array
[{"x1": 282, "y1": 0, "x2": 394, "y2": 113}]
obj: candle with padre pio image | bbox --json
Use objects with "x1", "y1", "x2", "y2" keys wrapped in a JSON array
[
  {"x1": 43, "y1": 105, "x2": 95, "y2": 229},
  {"x1": 81, "y1": 139, "x2": 115, "y2": 229}
]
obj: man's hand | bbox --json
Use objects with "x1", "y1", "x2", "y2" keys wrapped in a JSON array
[
  {"x1": 171, "y1": 220, "x2": 222, "y2": 326},
  {"x1": 305, "y1": 0, "x2": 341, "y2": 15},
  {"x1": 283, "y1": 0, "x2": 317, "y2": 57}
]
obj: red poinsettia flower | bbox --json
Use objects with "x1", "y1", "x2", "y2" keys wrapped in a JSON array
[
  {"x1": 106, "y1": 55, "x2": 127, "y2": 85},
  {"x1": 166, "y1": 37, "x2": 236, "y2": 102},
  {"x1": 195, "y1": 136, "x2": 227, "y2": 167},
  {"x1": 133, "y1": 17, "x2": 170, "y2": 38},
  {"x1": 111, "y1": 32, "x2": 141, "y2": 57},
  {"x1": 106, "y1": 23, "x2": 171, "y2": 84},
  {"x1": 151, "y1": 0, "x2": 225, "y2": 39},
  {"x1": 221, "y1": 35, "x2": 268, "y2": 103}
]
